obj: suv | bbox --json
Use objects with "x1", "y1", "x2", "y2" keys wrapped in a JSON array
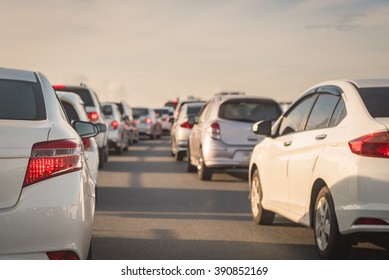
[
  {"x1": 53, "y1": 84, "x2": 109, "y2": 168},
  {"x1": 188, "y1": 94, "x2": 282, "y2": 180}
]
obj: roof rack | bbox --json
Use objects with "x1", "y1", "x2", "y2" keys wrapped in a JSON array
[{"x1": 214, "y1": 91, "x2": 245, "y2": 96}]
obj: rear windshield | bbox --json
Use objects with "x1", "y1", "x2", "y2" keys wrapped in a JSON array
[
  {"x1": 61, "y1": 101, "x2": 80, "y2": 122},
  {"x1": 102, "y1": 105, "x2": 113, "y2": 116},
  {"x1": 218, "y1": 99, "x2": 281, "y2": 122},
  {"x1": 187, "y1": 104, "x2": 204, "y2": 115},
  {"x1": 61, "y1": 88, "x2": 95, "y2": 107},
  {"x1": 358, "y1": 87, "x2": 389, "y2": 118},
  {"x1": 0, "y1": 79, "x2": 46, "y2": 120},
  {"x1": 133, "y1": 108, "x2": 148, "y2": 119}
]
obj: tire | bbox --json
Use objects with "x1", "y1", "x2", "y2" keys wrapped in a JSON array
[
  {"x1": 176, "y1": 151, "x2": 185, "y2": 161},
  {"x1": 314, "y1": 186, "x2": 352, "y2": 259},
  {"x1": 197, "y1": 151, "x2": 212, "y2": 181},
  {"x1": 98, "y1": 147, "x2": 104, "y2": 169},
  {"x1": 250, "y1": 169, "x2": 275, "y2": 225},
  {"x1": 187, "y1": 146, "x2": 197, "y2": 173}
]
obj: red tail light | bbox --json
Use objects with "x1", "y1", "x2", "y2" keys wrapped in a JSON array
[
  {"x1": 47, "y1": 251, "x2": 80, "y2": 260},
  {"x1": 142, "y1": 117, "x2": 152, "y2": 124},
  {"x1": 165, "y1": 117, "x2": 170, "y2": 122},
  {"x1": 207, "y1": 122, "x2": 221, "y2": 140},
  {"x1": 111, "y1": 120, "x2": 119, "y2": 129},
  {"x1": 23, "y1": 139, "x2": 82, "y2": 188},
  {"x1": 82, "y1": 138, "x2": 92, "y2": 151},
  {"x1": 87, "y1": 112, "x2": 99, "y2": 122},
  {"x1": 349, "y1": 132, "x2": 389, "y2": 158},
  {"x1": 180, "y1": 119, "x2": 194, "y2": 129},
  {"x1": 354, "y1": 218, "x2": 388, "y2": 225},
  {"x1": 52, "y1": 85, "x2": 65, "y2": 90},
  {"x1": 133, "y1": 120, "x2": 139, "y2": 125}
]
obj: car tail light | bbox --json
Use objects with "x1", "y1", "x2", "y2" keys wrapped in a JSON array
[
  {"x1": 349, "y1": 132, "x2": 389, "y2": 158},
  {"x1": 165, "y1": 117, "x2": 170, "y2": 122},
  {"x1": 133, "y1": 120, "x2": 139, "y2": 125},
  {"x1": 47, "y1": 251, "x2": 80, "y2": 260},
  {"x1": 82, "y1": 138, "x2": 92, "y2": 151},
  {"x1": 87, "y1": 111, "x2": 99, "y2": 122},
  {"x1": 180, "y1": 119, "x2": 194, "y2": 129},
  {"x1": 207, "y1": 122, "x2": 221, "y2": 140},
  {"x1": 111, "y1": 120, "x2": 119, "y2": 130},
  {"x1": 52, "y1": 85, "x2": 65, "y2": 90},
  {"x1": 23, "y1": 139, "x2": 82, "y2": 188},
  {"x1": 142, "y1": 117, "x2": 152, "y2": 124},
  {"x1": 354, "y1": 218, "x2": 388, "y2": 225}
]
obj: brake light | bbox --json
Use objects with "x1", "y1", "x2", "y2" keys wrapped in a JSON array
[
  {"x1": 354, "y1": 218, "x2": 388, "y2": 225},
  {"x1": 47, "y1": 251, "x2": 80, "y2": 260},
  {"x1": 165, "y1": 117, "x2": 170, "y2": 122},
  {"x1": 349, "y1": 132, "x2": 389, "y2": 158},
  {"x1": 52, "y1": 85, "x2": 65, "y2": 90},
  {"x1": 23, "y1": 139, "x2": 82, "y2": 188},
  {"x1": 87, "y1": 112, "x2": 99, "y2": 122},
  {"x1": 143, "y1": 117, "x2": 152, "y2": 124},
  {"x1": 208, "y1": 122, "x2": 221, "y2": 140},
  {"x1": 133, "y1": 120, "x2": 138, "y2": 125},
  {"x1": 82, "y1": 138, "x2": 92, "y2": 151},
  {"x1": 180, "y1": 119, "x2": 194, "y2": 129},
  {"x1": 111, "y1": 120, "x2": 119, "y2": 129}
]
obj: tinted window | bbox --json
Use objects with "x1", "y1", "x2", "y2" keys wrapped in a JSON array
[
  {"x1": 219, "y1": 99, "x2": 281, "y2": 122},
  {"x1": 0, "y1": 79, "x2": 46, "y2": 120},
  {"x1": 358, "y1": 87, "x2": 389, "y2": 118},
  {"x1": 329, "y1": 98, "x2": 346, "y2": 127},
  {"x1": 133, "y1": 108, "x2": 148, "y2": 119},
  {"x1": 305, "y1": 93, "x2": 340, "y2": 130},
  {"x1": 63, "y1": 88, "x2": 94, "y2": 106},
  {"x1": 187, "y1": 104, "x2": 204, "y2": 115},
  {"x1": 102, "y1": 105, "x2": 113, "y2": 116},
  {"x1": 279, "y1": 95, "x2": 315, "y2": 136},
  {"x1": 61, "y1": 101, "x2": 80, "y2": 122}
]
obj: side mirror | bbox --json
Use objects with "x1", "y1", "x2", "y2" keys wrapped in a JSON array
[
  {"x1": 73, "y1": 121, "x2": 100, "y2": 138},
  {"x1": 96, "y1": 123, "x2": 107, "y2": 133},
  {"x1": 252, "y1": 120, "x2": 271, "y2": 136}
]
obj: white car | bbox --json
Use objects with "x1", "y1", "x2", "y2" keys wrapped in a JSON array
[
  {"x1": 0, "y1": 67, "x2": 100, "y2": 259},
  {"x1": 249, "y1": 79, "x2": 389, "y2": 259},
  {"x1": 57, "y1": 91, "x2": 100, "y2": 184},
  {"x1": 133, "y1": 107, "x2": 162, "y2": 139}
]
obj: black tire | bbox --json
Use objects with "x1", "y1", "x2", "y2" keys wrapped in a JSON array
[
  {"x1": 197, "y1": 151, "x2": 212, "y2": 181},
  {"x1": 313, "y1": 186, "x2": 352, "y2": 259},
  {"x1": 187, "y1": 145, "x2": 197, "y2": 173},
  {"x1": 98, "y1": 147, "x2": 104, "y2": 169},
  {"x1": 250, "y1": 169, "x2": 275, "y2": 225},
  {"x1": 176, "y1": 151, "x2": 185, "y2": 161}
]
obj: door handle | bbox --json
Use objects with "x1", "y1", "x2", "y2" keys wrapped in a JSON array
[
  {"x1": 284, "y1": 141, "x2": 292, "y2": 147},
  {"x1": 315, "y1": 134, "x2": 327, "y2": 140}
]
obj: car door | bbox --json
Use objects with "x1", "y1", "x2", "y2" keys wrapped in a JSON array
[
  {"x1": 287, "y1": 87, "x2": 345, "y2": 216},
  {"x1": 260, "y1": 94, "x2": 316, "y2": 211}
]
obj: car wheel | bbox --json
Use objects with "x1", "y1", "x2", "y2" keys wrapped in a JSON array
[
  {"x1": 187, "y1": 145, "x2": 197, "y2": 173},
  {"x1": 250, "y1": 169, "x2": 275, "y2": 225},
  {"x1": 197, "y1": 151, "x2": 212, "y2": 180},
  {"x1": 98, "y1": 147, "x2": 104, "y2": 169},
  {"x1": 176, "y1": 151, "x2": 185, "y2": 161},
  {"x1": 314, "y1": 186, "x2": 352, "y2": 259}
]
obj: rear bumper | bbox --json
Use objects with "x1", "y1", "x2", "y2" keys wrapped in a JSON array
[{"x1": 0, "y1": 171, "x2": 95, "y2": 259}]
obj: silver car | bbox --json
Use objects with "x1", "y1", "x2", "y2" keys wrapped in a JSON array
[
  {"x1": 188, "y1": 94, "x2": 282, "y2": 180},
  {"x1": 170, "y1": 101, "x2": 205, "y2": 161}
]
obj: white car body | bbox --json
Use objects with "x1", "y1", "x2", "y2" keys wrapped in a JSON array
[
  {"x1": 57, "y1": 91, "x2": 100, "y2": 184},
  {"x1": 0, "y1": 67, "x2": 96, "y2": 259},
  {"x1": 249, "y1": 79, "x2": 389, "y2": 259}
]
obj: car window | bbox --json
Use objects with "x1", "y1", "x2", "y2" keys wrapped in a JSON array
[
  {"x1": 329, "y1": 98, "x2": 346, "y2": 127},
  {"x1": 0, "y1": 79, "x2": 46, "y2": 120},
  {"x1": 133, "y1": 108, "x2": 148, "y2": 119},
  {"x1": 61, "y1": 101, "x2": 81, "y2": 123},
  {"x1": 102, "y1": 104, "x2": 113, "y2": 116},
  {"x1": 357, "y1": 87, "x2": 389, "y2": 118},
  {"x1": 279, "y1": 94, "x2": 316, "y2": 136},
  {"x1": 187, "y1": 104, "x2": 204, "y2": 116},
  {"x1": 305, "y1": 93, "x2": 340, "y2": 130},
  {"x1": 64, "y1": 88, "x2": 95, "y2": 107},
  {"x1": 219, "y1": 99, "x2": 281, "y2": 123}
]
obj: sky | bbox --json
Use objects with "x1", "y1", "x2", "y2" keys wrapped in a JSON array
[{"x1": 1, "y1": 0, "x2": 389, "y2": 107}]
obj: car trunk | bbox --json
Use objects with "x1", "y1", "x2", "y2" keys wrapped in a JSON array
[
  {"x1": 0, "y1": 121, "x2": 50, "y2": 209},
  {"x1": 218, "y1": 119, "x2": 261, "y2": 146}
]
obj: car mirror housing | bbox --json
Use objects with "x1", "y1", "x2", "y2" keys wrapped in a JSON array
[
  {"x1": 96, "y1": 123, "x2": 107, "y2": 133},
  {"x1": 72, "y1": 121, "x2": 100, "y2": 138},
  {"x1": 252, "y1": 120, "x2": 271, "y2": 136}
]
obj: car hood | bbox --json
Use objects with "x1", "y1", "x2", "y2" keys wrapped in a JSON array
[{"x1": 0, "y1": 120, "x2": 51, "y2": 209}]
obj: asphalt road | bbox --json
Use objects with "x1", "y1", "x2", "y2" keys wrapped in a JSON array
[{"x1": 92, "y1": 136, "x2": 389, "y2": 260}]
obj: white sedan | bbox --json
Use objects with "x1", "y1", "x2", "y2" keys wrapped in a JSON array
[
  {"x1": 249, "y1": 79, "x2": 389, "y2": 259},
  {"x1": 0, "y1": 67, "x2": 100, "y2": 259}
]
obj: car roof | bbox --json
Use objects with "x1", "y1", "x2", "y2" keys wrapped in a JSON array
[
  {"x1": 346, "y1": 79, "x2": 389, "y2": 88},
  {"x1": 0, "y1": 67, "x2": 37, "y2": 82}
]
